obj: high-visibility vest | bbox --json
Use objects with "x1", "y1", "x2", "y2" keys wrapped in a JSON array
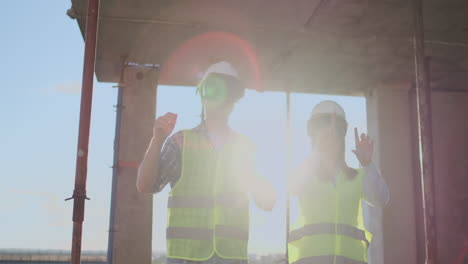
[
  {"x1": 166, "y1": 129, "x2": 252, "y2": 261},
  {"x1": 288, "y1": 169, "x2": 372, "y2": 264}
]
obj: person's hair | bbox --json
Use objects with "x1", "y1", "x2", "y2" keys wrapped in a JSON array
[{"x1": 307, "y1": 114, "x2": 357, "y2": 180}]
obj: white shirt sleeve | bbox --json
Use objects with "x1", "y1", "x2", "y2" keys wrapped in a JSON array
[{"x1": 362, "y1": 162, "x2": 390, "y2": 207}]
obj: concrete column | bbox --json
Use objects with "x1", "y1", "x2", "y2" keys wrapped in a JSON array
[
  {"x1": 431, "y1": 92, "x2": 468, "y2": 264},
  {"x1": 366, "y1": 82, "x2": 418, "y2": 264},
  {"x1": 108, "y1": 66, "x2": 158, "y2": 264}
]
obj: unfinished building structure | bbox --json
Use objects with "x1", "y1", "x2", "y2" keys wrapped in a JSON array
[{"x1": 67, "y1": 0, "x2": 468, "y2": 263}]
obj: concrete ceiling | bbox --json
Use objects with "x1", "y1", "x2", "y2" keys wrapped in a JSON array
[{"x1": 69, "y1": 0, "x2": 467, "y2": 94}]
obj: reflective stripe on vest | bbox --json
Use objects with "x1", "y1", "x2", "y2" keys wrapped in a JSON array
[
  {"x1": 167, "y1": 227, "x2": 213, "y2": 240},
  {"x1": 292, "y1": 255, "x2": 367, "y2": 264},
  {"x1": 166, "y1": 226, "x2": 249, "y2": 241},
  {"x1": 289, "y1": 223, "x2": 369, "y2": 246},
  {"x1": 168, "y1": 196, "x2": 249, "y2": 209},
  {"x1": 215, "y1": 225, "x2": 249, "y2": 241},
  {"x1": 168, "y1": 196, "x2": 214, "y2": 208},
  {"x1": 217, "y1": 195, "x2": 249, "y2": 209}
]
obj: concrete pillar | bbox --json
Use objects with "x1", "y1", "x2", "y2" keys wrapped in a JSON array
[
  {"x1": 366, "y1": 82, "x2": 418, "y2": 264},
  {"x1": 431, "y1": 92, "x2": 468, "y2": 264},
  {"x1": 108, "y1": 66, "x2": 158, "y2": 264}
]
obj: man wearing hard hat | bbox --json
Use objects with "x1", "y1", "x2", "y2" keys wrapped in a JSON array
[
  {"x1": 288, "y1": 100, "x2": 389, "y2": 264},
  {"x1": 137, "y1": 62, "x2": 277, "y2": 264}
]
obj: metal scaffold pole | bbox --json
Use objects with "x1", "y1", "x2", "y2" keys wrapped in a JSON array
[
  {"x1": 107, "y1": 62, "x2": 126, "y2": 264},
  {"x1": 411, "y1": 0, "x2": 438, "y2": 263},
  {"x1": 285, "y1": 90, "x2": 291, "y2": 264},
  {"x1": 67, "y1": 1, "x2": 100, "y2": 264}
]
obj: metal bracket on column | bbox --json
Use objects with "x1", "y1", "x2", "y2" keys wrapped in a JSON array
[
  {"x1": 112, "y1": 83, "x2": 127, "y2": 88},
  {"x1": 124, "y1": 62, "x2": 160, "y2": 69},
  {"x1": 65, "y1": 189, "x2": 91, "y2": 201},
  {"x1": 124, "y1": 62, "x2": 160, "y2": 81},
  {"x1": 113, "y1": 103, "x2": 125, "y2": 112},
  {"x1": 112, "y1": 62, "x2": 160, "y2": 89}
]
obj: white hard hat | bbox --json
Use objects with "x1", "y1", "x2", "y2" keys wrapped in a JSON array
[
  {"x1": 310, "y1": 100, "x2": 346, "y2": 121},
  {"x1": 202, "y1": 61, "x2": 239, "y2": 80}
]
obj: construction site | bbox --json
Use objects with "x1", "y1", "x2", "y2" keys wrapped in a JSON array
[{"x1": 1, "y1": 0, "x2": 467, "y2": 264}]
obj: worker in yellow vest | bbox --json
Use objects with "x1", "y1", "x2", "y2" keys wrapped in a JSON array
[
  {"x1": 288, "y1": 100, "x2": 389, "y2": 264},
  {"x1": 137, "y1": 61, "x2": 277, "y2": 264}
]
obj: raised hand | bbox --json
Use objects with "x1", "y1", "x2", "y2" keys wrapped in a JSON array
[
  {"x1": 153, "y1": 112, "x2": 177, "y2": 143},
  {"x1": 352, "y1": 127, "x2": 374, "y2": 167}
]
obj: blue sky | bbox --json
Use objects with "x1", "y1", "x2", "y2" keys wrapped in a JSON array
[{"x1": 0, "y1": 1, "x2": 366, "y2": 254}]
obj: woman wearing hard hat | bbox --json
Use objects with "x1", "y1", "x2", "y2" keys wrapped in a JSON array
[{"x1": 288, "y1": 100, "x2": 389, "y2": 264}]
